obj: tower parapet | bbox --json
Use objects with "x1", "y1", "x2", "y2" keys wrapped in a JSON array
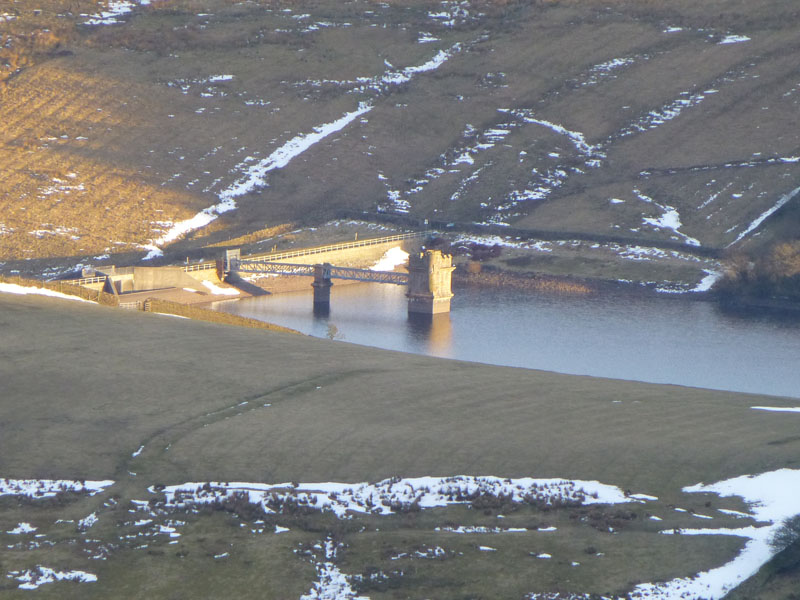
[{"x1": 406, "y1": 250, "x2": 455, "y2": 315}]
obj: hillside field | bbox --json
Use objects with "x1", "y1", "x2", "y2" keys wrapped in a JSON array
[
  {"x1": 2, "y1": 1, "x2": 800, "y2": 597},
  {"x1": 0, "y1": 0, "x2": 798, "y2": 290},
  {"x1": 1, "y1": 291, "x2": 799, "y2": 598}
]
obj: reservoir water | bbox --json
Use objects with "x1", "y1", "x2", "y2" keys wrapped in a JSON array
[{"x1": 213, "y1": 283, "x2": 800, "y2": 399}]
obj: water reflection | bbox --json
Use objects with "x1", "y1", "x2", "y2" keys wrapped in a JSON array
[
  {"x1": 213, "y1": 282, "x2": 800, "y2": 399},
  {"x1": 312, "y1": 303, "x2": 330, "y2": 318},
  {"x1": 716, "y1": 301, "x2": 800, "y2": 326},
  {"x1": 406, "y1": 312, "x2": 453, "y2": 357}
]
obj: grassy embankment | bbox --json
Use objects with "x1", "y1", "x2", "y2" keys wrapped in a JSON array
[
  {"x1": 1, "y1": 292, "x2": 799, "y2": 598},
  {"x1": 0, "y1": 274, "x2": 298, "y2": 331}
]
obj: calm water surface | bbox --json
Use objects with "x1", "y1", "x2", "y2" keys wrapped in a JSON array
[{"x1": 213, "y1": 283, "x2": 800, "y2": 399}]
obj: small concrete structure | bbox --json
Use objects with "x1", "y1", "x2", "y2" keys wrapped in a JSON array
[
  {"x1": 224, "y1": 248, "x2": 241, "y2": 275},
  {"x1": 66, "y1": 263, "x2": 240, "y2": 308},
  {"x1": 406, "y1": 250, "x2": 455, "y2": 315},
  {"x1": 92, "y1": 266, "x2": 209, "y2": 295}
]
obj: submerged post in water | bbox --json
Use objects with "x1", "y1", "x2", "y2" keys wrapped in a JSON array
[{"x1": 312, "y1": 263, "x2": 333, "y2": 307}]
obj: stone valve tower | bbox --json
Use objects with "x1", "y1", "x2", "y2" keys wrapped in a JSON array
[{"x1": 406, "y1": 250, "x2": 455, "y2": 315}]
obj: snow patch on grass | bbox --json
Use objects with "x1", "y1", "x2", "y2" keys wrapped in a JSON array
[
  {"x1": 78, "y1": 513, "x2": 98, "y2": 529},
  {"x1": 691, "y1": 270, "x2": 722, "y2": 293},
  {"x1": 7, "y1": 566, "x2": 97, "y2": 590},
  {"x1": 630, "y1": 493, "x2": 659, "y2": 501},
  {"x1": 452, "y1": 234, "x2": 553, "y2": 252},
  {"x1": 0, "y1": 478, "x2": 114, "y2": 498},
  {"x1": 352, "y1": 43, "x2": 462, "y2": 94},
  {"x1": 7, "y1": 522, "x2": 37, "y2": 535},
  {"x1": 719, "y1": 35, "x2": 750, "y2": 45},
  {"x1": 144, "y1": 103, "x2": 371, "y2": 258},
  {"x1": 621, "y1": 90, "x2": 710, "y2": 137},
  {"x1": 507, "y1": 111, "x2": 604, "y2": 160},
  {"x1": 300, "y1": 538, "x2": 368, "y2": 600},
  {"x1": 157, "y1": 476, "x2": 635, "y2": 520},
  {"x1": 370, "y1": 247, "x2": 409, "y2": 271},
  {"x1": 201, "y1": 280, "x2": 240, "y2": 296},
  {"x1": 629, "y1": 468, "x2": 800, "y2": 599},
  {"x1": 435, "y1": 525, "x2": 528, "y2": 534},
  {"x1": 583, "y1": 57, "x2": 637, "y2": 86},
  {"x1": 468, "y1": 109, "x2": 606, "y2": 223},
  {"x1": 0, "y1": 283, "x2": 95, "y2": 303},
  {"x1": 728, "y1": 186, "x2": 800, "y2": 246},
  {"x1": 83, "y1": 0, "x2": 154, "y2": 26},
  {"x1": 635, "y1": 189, "x2": 701, "y2": 246}
]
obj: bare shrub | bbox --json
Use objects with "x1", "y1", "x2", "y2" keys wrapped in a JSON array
[
  {"x1": 212, "y1": 491, "x2": 264, "y2": 521},
  {"x1": 582, "y1": 506, "x2": 638, "y2": 531},
  {"x1": 771, "y1": 514, "x2": 800, "y2": 553},
  {"x1": 718, "y1": 241, "x2": 800, "y2": 300}
]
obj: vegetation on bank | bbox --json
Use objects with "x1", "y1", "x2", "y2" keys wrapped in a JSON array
[
  {"x1": 723, "y1": 515, "x2": 800, "y2": 600},
  {"x1": 454, "y1": 266, "x2": 595, "y2": 296},
  {"x1": 716, "y1": 241, "x2": 800, "y2": 305}
]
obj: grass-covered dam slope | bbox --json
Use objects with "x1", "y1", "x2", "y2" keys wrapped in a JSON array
[{"x1": 1, "y1": 292, "x2": 799, "y2": 599}]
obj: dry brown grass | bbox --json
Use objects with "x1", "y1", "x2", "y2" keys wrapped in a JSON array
[
  {"x1": 205, "y1": 223, "x2": 295, "y2": 249},
  {"x1": 1, "y1": 0, "x2": 798, "y2": 286},
  {"x1": 0, "y1": 0, "x2": 97, "y2": 90},
  {"x1": 0, "y1": 62, "x2": 207, "y2": 259}
]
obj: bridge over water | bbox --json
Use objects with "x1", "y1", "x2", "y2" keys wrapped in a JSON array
[
  {"x1": 225, "y1": 247, "x2": 455, "y2": 315},
  {"x1": 62, "y1": 232, "x2": 455, "y2": 315}
]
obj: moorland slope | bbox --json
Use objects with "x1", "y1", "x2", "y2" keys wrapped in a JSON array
[{"x1": 1, "y1": 0, "x2": 798, "y2": 284}]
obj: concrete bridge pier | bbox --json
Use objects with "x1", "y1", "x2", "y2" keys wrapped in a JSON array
[
  {"x1": 312, "y1": 263, "x2": 333, "y2": 307},
  {"x1": 406, "y1": 250, "x2": 455, "y2": 315}
]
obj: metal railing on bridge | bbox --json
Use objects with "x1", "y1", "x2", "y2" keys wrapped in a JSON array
[
  {"x1": 70, "y1": 275, "x2": 108, "y2": 286},
  {"x1": 61, "y1": 232, "x2": 424, "y2": 286},
  {"x1": 324, "y1": 265, "x2": 409, "y2": 285},
  {"x1": 242, "y1": 231, "x2": 423, "y2": 263},
  {"x1": 127, "y1": 232, "x2": 425, "y2": 275},
  {"x1": 231, "y1": 259, "x2": 409, "y2": 285}
]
